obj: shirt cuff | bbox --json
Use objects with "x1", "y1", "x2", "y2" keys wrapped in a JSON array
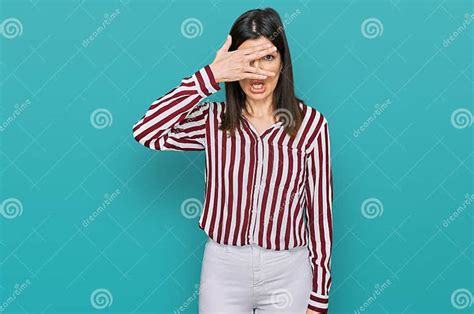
[
  {"x1": 307, "y1": 291, "x2": 329, "y2": 313},
  {"x1": 192, "y1": 64, "x2": 221, "y2": 98}
]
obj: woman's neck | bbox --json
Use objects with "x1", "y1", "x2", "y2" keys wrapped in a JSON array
[{"x1": 244, "y1": 97, "x2": 274, "y2": 119}]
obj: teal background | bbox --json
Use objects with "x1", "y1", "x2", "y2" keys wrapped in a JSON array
[{"x1": 1, "y1": 0, "x2": 473, "y2": 313}]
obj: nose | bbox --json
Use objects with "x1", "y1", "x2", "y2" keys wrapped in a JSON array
[{"x1": 250, "y1": 59, "x2": 260, "y2": 68}]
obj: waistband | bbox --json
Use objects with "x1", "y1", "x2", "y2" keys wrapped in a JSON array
[{"x1": 206, "y1": 237, "x2": 308, "y2": 254}]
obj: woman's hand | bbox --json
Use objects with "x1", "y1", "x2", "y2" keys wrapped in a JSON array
[
  {"x1": 306, "y1": 309, "x2": 324, "y2": 314},
  {"x1": 209, "y1": 34, "x2": 277, "y2": 83}
]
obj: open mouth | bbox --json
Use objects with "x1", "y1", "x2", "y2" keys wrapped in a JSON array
[{"x1": 249, "y1": 79, "x2": 265, "y2": 94}]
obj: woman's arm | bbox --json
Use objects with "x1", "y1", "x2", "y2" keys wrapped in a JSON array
[
  {"x1": 131, "y1": 65, "x2": 220, "y2": 151},
  {"x1": 132, "y1": 34, "x2": 278, "y2": 152},
  {"x1": 304, "y1": 119, "x2": 333, "y2": 314}
]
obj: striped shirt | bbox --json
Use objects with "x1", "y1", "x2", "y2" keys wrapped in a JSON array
[{"x1": 132, "y1": 64, "x2": 333, "y2": 313}]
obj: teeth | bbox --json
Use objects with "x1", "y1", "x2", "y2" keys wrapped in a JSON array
[{"x1": 252, "y1": 83, "x2": 263, "y2": 89}]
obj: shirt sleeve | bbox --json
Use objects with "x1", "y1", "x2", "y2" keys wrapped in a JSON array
[
  {"x1": 132, "y1": 64, "x2": 220, "y2": 151},
  {"x1": 304, "y1": 119, "x2": 333, "y2": 313}
]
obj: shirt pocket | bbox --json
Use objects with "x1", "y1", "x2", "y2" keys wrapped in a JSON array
[{"x1": 268, "y1": 143, "x2": 305, "y2": 188}]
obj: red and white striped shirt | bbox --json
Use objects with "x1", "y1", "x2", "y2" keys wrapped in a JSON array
[{"x1": 132, "y1": 64, "x2": 333, "y2": 313}]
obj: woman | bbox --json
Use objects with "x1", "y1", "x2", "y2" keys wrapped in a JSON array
[{"x1": 132, "y1": 7, "x2": 333, "y2": 314}]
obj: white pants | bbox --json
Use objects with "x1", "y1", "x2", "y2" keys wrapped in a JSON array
[{"x1": 199, "y1": 237, "x2": 313, "y2": 314}]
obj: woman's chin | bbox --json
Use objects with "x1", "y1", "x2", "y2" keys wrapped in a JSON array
[{"x1": 244, "y1": 91, "x2": 269, "y2": 101}]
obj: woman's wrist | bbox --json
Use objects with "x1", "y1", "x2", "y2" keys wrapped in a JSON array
[{"x1": 209, "y1": 63, "x2": 223, "y2": 83}]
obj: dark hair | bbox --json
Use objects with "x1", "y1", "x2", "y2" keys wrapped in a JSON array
[{"x1": 220, "y1": 7, "x2": 304, "y2": 139}]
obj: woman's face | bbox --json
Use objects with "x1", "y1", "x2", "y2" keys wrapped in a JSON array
[{"x1": 237, "y1": 36, "x2": 281, "y2": 103}]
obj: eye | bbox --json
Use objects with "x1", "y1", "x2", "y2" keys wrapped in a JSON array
[{"x1": 263, "y1": 54, "x2": 275, "y2": 61}]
